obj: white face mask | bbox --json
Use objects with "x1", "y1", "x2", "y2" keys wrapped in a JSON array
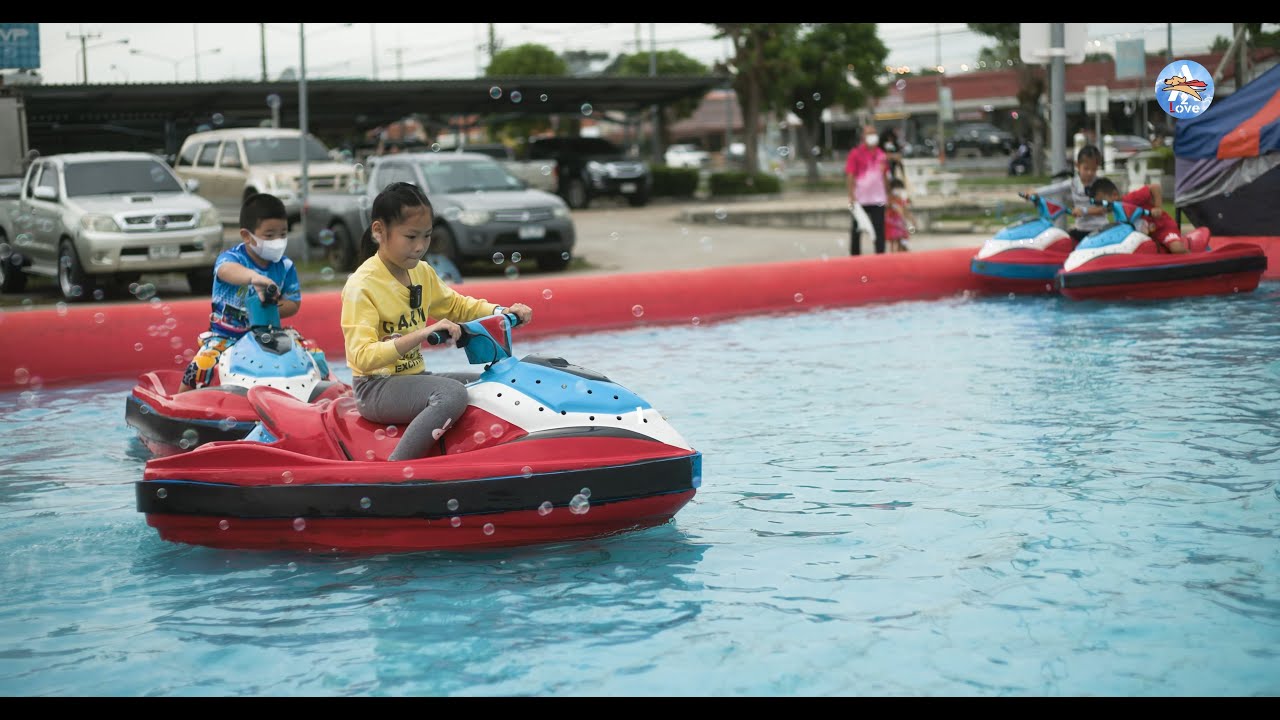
[
  {"x1": 893, "y1": 189, "x2": 907, "y2": 199},
  {"x1": 865, "y1": 133, "x2": 879, "y2": 147},
  {"x1": 251, "y1": 233, "x2": 288, "y2": 263}
]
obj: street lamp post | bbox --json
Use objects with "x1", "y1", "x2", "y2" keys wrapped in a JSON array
[
  {"x1": 72, "y1": 37, "x2": 129, "y2": 84},
  {"x1": 130, "y1": 47, "x2": 221, "y2": 83}
]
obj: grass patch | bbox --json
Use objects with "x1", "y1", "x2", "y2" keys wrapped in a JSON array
[{"x1": 956, "y1": 174, "x2": 1054, "y2": 187}]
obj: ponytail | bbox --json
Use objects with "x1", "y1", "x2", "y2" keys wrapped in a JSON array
[{"x1": 359, "y1": 225, "x2": 378, "y2": 263}]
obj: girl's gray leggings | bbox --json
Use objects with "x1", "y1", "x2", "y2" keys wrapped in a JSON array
[{"x1": 352, "y1": 371, "x2": 480, "y2": 461}]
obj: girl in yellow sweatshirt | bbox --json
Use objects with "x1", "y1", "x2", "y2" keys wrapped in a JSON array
[{"x1": 340, "y1": 182, "x2": 533, "y2": 460}]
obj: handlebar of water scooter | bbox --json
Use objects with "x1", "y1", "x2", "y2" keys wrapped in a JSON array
[
  {"x1": 1088, "y1": 196, "x2": 1151, "y2": 223},
  {"x1": 426, "y1": 311, "x2": 523, "y2": 346}
]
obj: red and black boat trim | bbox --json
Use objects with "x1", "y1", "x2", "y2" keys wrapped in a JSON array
[
  {"x1": 1057, "y1": 253, "x2": 1267, "y2": 290},
  {"x1": 137, "y1": 454, "x2": 700, "y2": 519}
]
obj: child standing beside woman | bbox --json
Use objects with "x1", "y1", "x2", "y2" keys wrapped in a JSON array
[
  {"x1": 885, "y1": 177, "x2": 917, "y2": 252},
  {"x1": 340, "y1": 182, "x2": 533, "y2": 461}
]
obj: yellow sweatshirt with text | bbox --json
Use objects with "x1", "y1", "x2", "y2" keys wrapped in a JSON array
[{"x1": 340, "y1": 255, "x2": 499, "y2": 377}]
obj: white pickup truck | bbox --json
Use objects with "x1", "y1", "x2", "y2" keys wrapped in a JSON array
[{"x1": 0, "y1": 152, "x2": 224, "y2": 301}]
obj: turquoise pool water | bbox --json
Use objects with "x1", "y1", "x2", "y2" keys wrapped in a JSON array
[{"x1": 2, "y1": 288, "x2": 1278, "y2": 696}]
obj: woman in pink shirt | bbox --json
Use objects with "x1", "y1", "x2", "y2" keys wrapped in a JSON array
[{"x1": 845, "y1": 123, "x2": 889, "y2": 254}]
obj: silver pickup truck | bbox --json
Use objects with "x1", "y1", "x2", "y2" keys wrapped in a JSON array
[
  {"x1": 305, "y1": 150, "x2": 575, "y2": 275},
  {"x1": 0, "y1": 152, "x2": 224, "y2": 301}
]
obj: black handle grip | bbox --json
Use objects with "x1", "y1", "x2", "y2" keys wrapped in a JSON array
[{"x1": 426, "y1": 331, "x2": 451, "y2": 346}]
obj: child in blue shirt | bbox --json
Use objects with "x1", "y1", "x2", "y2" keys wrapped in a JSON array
[{"x1": 179, "y1": 193, "x2": 302, "y2": 392}]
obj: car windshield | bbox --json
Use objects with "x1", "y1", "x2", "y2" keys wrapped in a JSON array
[
  {"x1": 64, "y1": 160, "x2": 184, "y2": 197},
  {"x1": 243, "y1": 135, "x2": 333, "y2": 164},
  {"x1": 417, "y1": 159, "x2": 522, "y2": 193}
]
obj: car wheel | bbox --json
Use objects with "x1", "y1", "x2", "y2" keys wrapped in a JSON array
[
  {"x1": 187, "y1": 266, "x2": 215, "y2": 295},
  {"x1": 324, "y1": 222, "x2": 357, "y2": 272},
  {"x1": 537, "y1": 251, "x2": 571, "y2": 272},
  {"x1": 564, "y1": 178, "x2": 590, "y2": 209},
  {"x1": 0, "y1": 230, "x2": 28, "y2": 293},
  {"x1": 431, "y1": 223, "x2": 460, "y2": 266},
  {"x1": 57, "y1": 238, "x2": 97, "y2": 302}
]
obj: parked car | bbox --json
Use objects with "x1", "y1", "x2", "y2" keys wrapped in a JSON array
[
  {"x1": 440, "y1": 143, "x2": 558, "y2": 194},
  {"x1": 305, "y1": 152, "x2": 575, "y2": 274},
  {"x1": 664, "y1": 143, "x2": 710, "y2": 169},
  {"x1": 901, "y1": 137, "x2": 939, "y2": 159},
  {"x1": 0, "y1": 152, "x2": 223, "y2": 300},
  {"x1": 1108, "y1": 134, "x2": 1153, "y2": 160},
  {"x1": 442, "y1": 143, "x2": 512, "y2": 160},
  {"x1": 527, "y1": 136, "x2": 651, "y2": 209},
  {"x1": 172, "y1": 127, "x2": 359, "y2": 225},
  {"x1": 944, "y1": 122, "x2": 1016, "y2": 158}
]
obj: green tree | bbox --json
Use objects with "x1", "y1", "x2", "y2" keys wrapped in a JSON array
[
  {"x1": 483, "y1": 44, "x2": 569, "y2": 149},
  {"x1": 607, "y1": 49, "x2": 709, "y2": 155},
  {"x1": 772, "y1": 23, "x2": 888, "y2": 183},
  {"x1": 968, "y1": 23, "x2": 1049, "y2": 174},
  {"x1": 711, "y1": 23, "x2": 802, "y2": 173}
]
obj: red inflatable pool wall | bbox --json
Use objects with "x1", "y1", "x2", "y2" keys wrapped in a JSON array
[{"x1": 2, "y1": 239, "x2": 1276, "y2": 391}]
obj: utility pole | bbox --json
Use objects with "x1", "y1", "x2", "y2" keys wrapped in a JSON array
[
  {"x1": 935, "y1": 24, "x2": 945, "y2": 165},
  {"x1": 259, "y1": 23, "x2": 267, "y2": 82},
  {"x1": 299, "y1": 24, "x2": 310, "y2": 264},
  {"x1": 371, "y1": 24, "x2": 378, "y2": 80},
  {"x1": 1166, "y1": 23, "x2": 1174, "y2": 136},
  {"x1": 67, "y1": 27, "x2": 101, "y2": 85},
  {"x1": 388, "y1": 47, "x2": 406, "y2": 80},
  {"x1": 1050, "y1": 23, "x2": 1066, "y2": 175},
  {"x1": 194, "y1": 24, "x2": 201, "y2": 82},
  {"x1": 488, "y1": 23, "x2": 497, "y2": 64},
  {"x1": 650, "y1": 23, "x2": 660, "y2": 165}
]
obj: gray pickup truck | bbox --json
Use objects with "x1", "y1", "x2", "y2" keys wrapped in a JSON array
[
  {"x1": 0, "y1": 152, "x2": 224, "y2": 300},
  {"x1": 305, "y1": 151, "x2": 576, "y2": 275}
]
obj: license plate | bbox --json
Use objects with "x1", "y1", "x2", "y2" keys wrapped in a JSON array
[
  {"x1": 517, "y1": 225, "x2": 546, "y2": 240},
  {"x1": 149, "y1": 245, "x2": 181, "y2": 260},
  {"x1": 620, "y1": 182, "x2": 637, "y2": 194}
]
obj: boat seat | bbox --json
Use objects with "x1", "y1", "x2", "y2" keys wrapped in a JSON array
[
  {"x1": 323, "y1": 396, "x2": 431, "y2": 462},
  {"x1": 1183, "y1": 227, "x2": 1211, "y2": 253},
  {"x1": 246, "y1": 386, "x2": 343, "y2": 460}
]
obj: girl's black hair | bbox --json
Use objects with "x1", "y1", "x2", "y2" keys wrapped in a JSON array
[
  {"x1": 1076, "y1": 144, "x2": 1103, "y2": 165},
  {"x1": 359, "y1": 181, "x2": 435, "y2": 261},
  {"x1": 889, "y1": 177, "x2": 906, "y2": 190}
]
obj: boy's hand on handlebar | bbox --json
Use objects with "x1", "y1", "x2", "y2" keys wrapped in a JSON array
[
  {"x1": 250, "y1": 274, "x2": 278, "y2": 303},
  {"x1": 423, "y1": 319, "x2": 461, "y2": 345},
  {"x1": 508, "y1": 303, "x2": 533, "y2": 326}
]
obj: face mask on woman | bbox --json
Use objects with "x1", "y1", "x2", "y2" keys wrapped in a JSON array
[{"x1": 865, "y1": 133, "x2": 879, "y2": 147}]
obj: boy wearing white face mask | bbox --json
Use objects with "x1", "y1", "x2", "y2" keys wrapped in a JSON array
[{"x1": 179, "y1": 193, "x2": 303, "y2": 392}]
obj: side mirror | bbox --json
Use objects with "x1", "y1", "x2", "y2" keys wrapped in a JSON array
[
  {"x1": 185, "y1": 178, "x2": 201, "y2": 193},
  {"x1": 33, "y1": 186, "x2": 57, "y2": 201}
]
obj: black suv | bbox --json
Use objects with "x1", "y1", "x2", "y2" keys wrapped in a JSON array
[
  {"x1": 944, "y1": 122, "x2": 1016, "y2": 158},
  {"x1": 527, "y1": 137, "x2": 651, "y2": 209}
]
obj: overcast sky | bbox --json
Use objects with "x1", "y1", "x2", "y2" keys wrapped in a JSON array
[{"x1": 33, "y1": 22, "x2": 1239, "y2": 85}]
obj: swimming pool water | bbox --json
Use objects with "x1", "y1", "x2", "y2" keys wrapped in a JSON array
[{"x1": 2, "y1": 288, "x2": 1278, "y2": 696}]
